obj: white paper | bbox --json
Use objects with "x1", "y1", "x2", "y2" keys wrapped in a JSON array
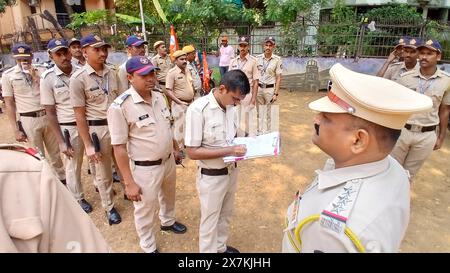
[{"x1": 223, "y1": 132, "x2": 280, "y2": 162}]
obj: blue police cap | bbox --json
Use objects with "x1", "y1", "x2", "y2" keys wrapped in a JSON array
[
  {"x1": 12, "y1": 43, "x2": 32, "y2": 58},
  {"x1": 394, "y1": 36, "x2": 409, "y2": 48},
  {"x1": 80, "y1": 34, "x2": 111, "y2": 48},
  {"x1": 403, "y1": 37, "x2": 421, "y2": 49},
  {"x1": 126, "y1": 35, "x2": 148, "y2": 47},
  {"x1": 418, "y1": 39, "x2": 442, "y2": 53},
  {"x1": 68, "y1": 37, "x2": 81, "y2": 46},
  {"x1": 126, "y1": 56, "x2": 160, "y2": 75},
  {"x1": 47, "y1": 39, "x2": 69, "y2": 53}
]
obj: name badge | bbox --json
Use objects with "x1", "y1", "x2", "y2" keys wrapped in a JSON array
[
  {"x1": 177, "y1": 76, "x2": 184, "y2": 80},
  {"x1": 55, "y1": 84, "x2": 65, "y2": 88},
  {"x1": 138, "y1": 114, "x2": 149, "y2": 121},
  {"x1": 89, "y1": 86, "x2": 100, "y2": 92}
]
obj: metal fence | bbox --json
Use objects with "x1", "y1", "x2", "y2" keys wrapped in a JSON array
[{"x1": 2, "y1": 16, "x2": 450, "y2": 61}]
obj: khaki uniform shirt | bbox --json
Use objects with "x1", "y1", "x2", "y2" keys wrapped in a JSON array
[
  {"x1": 397, "y1": 68, "x2": 450, "y2": 126},
  {"x1": 69, "y1": 63, "x2": 119, "y2": 120},
  {"x1": 165, "y1": 65, "x2": 195, "y2": 101},
  {"x1": 0, "y1": 144, "x2": 111, "y2": 253},
  {"x1": 229, "y1": 54, "x2": 260, "y2": 85},
  {"x1": 383, "y1": 62, "x2": 419, "y2": 82},
  {"x1": 117, "y1": 60, "x2": 129, "y2": 94},
  {"x1": 282, "y1": 156, "x2": 410, "y2": 253},
  {"x1": 71, "y1": 57, "x2": 84, "y2": 69},
  {"x1": 257, "y1": 54, "x2": 283, "y2": 85},
  {"x1": 187, "y1": 61, "x2": 202, "y2": 91},
  {"x1": 108, "y1": 87, "x2": 173, "y2": 161},
  {"x1": 185, "y1": 91, "x2": 237, "y2": 169},
  {"x1": 1, "y1": 65, "x2": 43, "y2": 113},
  {"x1": 40, "y1": 65, "x2": 78, "y2": 123},
  {"x1": 151, "y1": 54, "x2": 173, "y2": 83}
]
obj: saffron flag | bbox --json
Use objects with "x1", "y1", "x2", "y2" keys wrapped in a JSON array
[
  {"x1": 169, "y1": 25, "x2": 179, "y2": 60},
  {"x1": 202, "y1": 50, "x2": 210, "y2": 92}
]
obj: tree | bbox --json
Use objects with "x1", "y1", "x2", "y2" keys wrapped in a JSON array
[{"x1": 0, "y1": 0, "x2": 15, "y2": 14}]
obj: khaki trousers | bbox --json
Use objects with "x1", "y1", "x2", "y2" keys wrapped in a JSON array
[
  {"x1": 132, "y1": 157, "x2": 176, "y2": 253},
  {"x1": 20, "y1": 115, "x2": 65, "y2": 180},
  {"x1": 60, "y1": 125, "x2": 85, "y2": 201},
  {"x1": 238, "y1": 94, "x2": 258, "y2": 137},
  {"x1": 171, "y1": 102, "x2": 189, "y2": 150},
  {"x1": 197, "y1": 166, "x2": 239, "y2": 253},
  {"x1": 88, "y1": 125, "x2": 114, "y2": 212},
  {"x1": 256, "y1": 87, "x2": 276, "y2": 134},
  {"x1": 391, "y1": 128, "x2": 437, "y2": 179}
]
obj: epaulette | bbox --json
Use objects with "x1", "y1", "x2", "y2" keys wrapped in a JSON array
[
  {"x1": 105, "y1": 63, "x2": 117, "y2": 71},
  {"x1": 439, "y1": 70, "x2": 450, "y2": 77},
  {"x1": 390, "y1": 61, "x2": 403, "y2": 66},
  {"x1": 41, "y1": 67, "x2": 54, "y2": 79},
  {"x1": 71, "y1": 67, "x2": 85, "y2": 79},
  {"x1": 113, "y1": 91, "x2": 130, "y2": 106},
  {"x1": 399, "y1": 69, "x2": 416, "y2": 77},
  {"x1": 167, "y1": 66, "x2": 177, "y2": 73},
  {"x1": 249, "y1": 55, "x2": 258, "y2": 61},
  {"x1": 192, "y1": 95, "x2": 210, "y2": 112},
  {"x1": 3, "y1": 66, "x2": 15, "y2": 75},
  {"x1": 0, "y1": 144, "x2": 43, "y2": 161}
]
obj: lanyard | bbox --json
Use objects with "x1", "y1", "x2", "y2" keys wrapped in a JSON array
[
  {"x1": 89, "y1": 73, "x2": 109, "y2": 94},
  {"x1": 238, "y1": 58, "x2": 248, "y2": 70},
  {"x1": 56, "y1": 74, "x2": 69, "y2": 89},
  {"x1": 418, "y1": 77, "x2": 434, "y2": 95},
  {"x1": 261, "y1": 57, "x2": 272, "y2": 76}
]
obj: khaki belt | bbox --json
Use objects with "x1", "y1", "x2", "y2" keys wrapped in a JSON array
[
  {"x1": 88, "y1": 119, "x2": 108, "y2": 126},
  {"x1": 20, "y1": 109, "x2": 46, "y2": 117},
  {"x1": 404, "y1": 124, "x2": 436, "y2": 133},
  {"x1": 180, "y1": 98, "x2": 194, "y2": 104}
]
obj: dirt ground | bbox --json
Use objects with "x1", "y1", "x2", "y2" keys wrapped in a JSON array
[{"x1": 1, "y1": 90, "x2": 449, "y2": 253}]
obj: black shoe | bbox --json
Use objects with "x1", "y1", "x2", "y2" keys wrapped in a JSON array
[
  {"x1": 221, "y1": 246, "x2": 240, "y2": 253},
  {"x1": 78, "y1": 199, "x2": 93, "y2": 213},
  {"x1": 161, "y1": 221, "x2": 187, "y2": 234},
  {"x1": 60, "y1": 179, "x2": 67, "y2": 186},
  {"x1": 151, "y1": 249, "x2": 159, "y2": 253},
  {"x1": 87, "y1": 168, "x2": 91, "y2": 175},
  {"x1": 106, "y1": 207, "x2": 121, "y2": 225},
  {"x1": 113, "y1": 171, "x2": 121, "y2": 183}
]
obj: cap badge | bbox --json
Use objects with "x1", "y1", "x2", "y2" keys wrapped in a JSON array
[
  {"x1": 410, "y1": 39, "x2": 416, "y2": 45},
  {"x1": 241, "y1": 37, "x2": 246, "y2": 41},
  {"x1": 140, "y1": 57, "x2": 149, "y2": 64},
  {"x1": 426, "y1": 39, "x2": 433, "y2": 45},
  {"x1": 399, "y1": 38, "x2": 404, "y2": 43},
  {"x1": 269, "y1": 36, "x2": 273, "y2": 40},
  {"x1": 94, "y1": 35, "x2": 101, "y2": 41},
  {"x1": 55, "y1": 40, "x2": 61, "y2": 45},
  {"x1": 18, "y1": 47, "x2": 25, "y2": 54}
]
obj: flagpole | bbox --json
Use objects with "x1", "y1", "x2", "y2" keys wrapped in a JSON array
[{"x1": 139, "y1": 0, "x2": 148, "y2": 55}]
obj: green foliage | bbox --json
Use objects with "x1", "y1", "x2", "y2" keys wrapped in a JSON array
[
  {"x1": 67, "y1": 10, "x2": 110, "y2": 30},
  {"x1": 264, "y1": 0, "x2": 326, "y2": 25},
  {"x1": 0, "y1": 0, "x2": 15, "y2": 14},
  {"x1": 364, "y1": 4, "x2": 422, "y2": 23}
]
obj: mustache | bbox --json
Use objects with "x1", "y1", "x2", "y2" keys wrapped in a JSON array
[{"x1": 314, "y1": 123, "x2": 320, "y2": 136}]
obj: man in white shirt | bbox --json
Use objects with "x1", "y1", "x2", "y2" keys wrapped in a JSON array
[{"x1": 216, "y1": 36, "x2": 235, "y2": 79}]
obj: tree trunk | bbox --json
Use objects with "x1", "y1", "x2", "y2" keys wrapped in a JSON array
[
  {"x1": 27, "y1": 17, "x2": 42, "y2": 51},
  {"x1": 39, "y1": 10, "x2": 68, "y2": 39}
]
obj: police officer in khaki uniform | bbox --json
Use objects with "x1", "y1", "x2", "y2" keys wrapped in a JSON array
[
  {"x1": 108, "y1": 56, "x2": 187, "y2": 253},
  {"x1": 185, "y1": 70, "x2": 250, "y2": 253},
  {"x1": 377, "y1": 37, "x2": 419, "y2": 82},
  {"x1": 229, "y1": 36, "x2": 260, "y2": 136},
  {"x1": 392, "y1": 39, "x2": 450, "y2": 180},
  {"x1": 40, "y1": 39, "x2": 93, "y2": 213},
  {"x1": 166, "y1": 50, "x2": 195, "y2": 153},
  {"x1": 256, "y1": 36, "x2": 283, "y2": 134},
  {"x1": 69, "y1": 38, "x2": 85, "y2": 69},
  {"x1": 0, "y1": 144, "x2": 110, "y2": 253},
  {"x1": 183, "y1": 45, "x2": 202, "y2": 98},
  {"x1": 69, "y1": 34, "x2": 121, "y2": 225},
  {"x1": 1, "y1": 43, "x2": 66, "y2": 183},
  {"x1": 151, "y1": 41, "x2": 173, "y2": 92},
  {"x1": 118, "y1": 35, "x2": 148, "y2": 94},
  {"x1": 376, "y1": 37, "x2": 406, "y2": 78},
  {"x1": 282, "y1": 64, "x2": 432, "y2": 253}
]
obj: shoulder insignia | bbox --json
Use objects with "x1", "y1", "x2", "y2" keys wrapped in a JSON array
[
  {"x1": 41, "y1": 68, "x2": 54, "y2": 79},
  {"x1": 400, "y1": 69, "x2": 416, "y2": 77},
  {"x1": 0, "y1": 144, "x2": 43, "y2": 160},
  {"x1": 440, "y1": 70, "x2": 450, "y2": 77},
  {"x1": 72, "y1": 67, "x2": 85, "y2": 78},
  {"x1": 113, "y1": 91, "x2": 130, "y2": 106},
  {"x1": 3, "y1": 66, "x2": 15, "y2": 74}
]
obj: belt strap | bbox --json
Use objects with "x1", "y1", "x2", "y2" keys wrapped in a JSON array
[
  {"x1": 258, "y1": 83, "x2": 275, "y2": 88},
  {"x1": 404, "y1": 124, "x2": 436, "y2": 132},
  {"x1": 19, "y1": 109, "x2": 46, "y2": 117},
  {"x1": 159, "y1": 81, "x2": 166, "y2": 85},
  {"x1": 59, "y1": 121, "x2": 77, "y2": 126},
  {"x1": 135, "y1": 159, "x2": 162, "y2": 166},
  {"x1": 201, "y1": 163, "x2": 237, "y2": 176},
  {"x1": 88, "y1": 119, "x2": 108, "y2": 126}
]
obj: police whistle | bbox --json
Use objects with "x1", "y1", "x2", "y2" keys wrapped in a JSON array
[
  {"x1": 63, "y1": 129, "x2": 72, "y2": 149},
  {"x1": 91, "y1": 132, "x2": 101, "y2": 153}
]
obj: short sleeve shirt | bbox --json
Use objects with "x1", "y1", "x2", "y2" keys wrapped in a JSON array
[
  {"x1": 383, "y1": 62, "x2": 419, "y2": 82},
  {"x1": 397, "y1": 69, "x2": 450, "y2": 126},
  {"x1": 229, "y1": 54, "x2": 260, "y2": 85},
  {"x1": 69, "y1": 63, "x2": 119, "y2": 120},
  {"x1": 107, "y1": 87, "x2": 173, "y2": 161},
  {"x1": 185, "y1": 91, "x2": 237, "y2": 169},
  {"x1": 165, "y1": 66, "x2": 195, "y2": 101},
  {"x1": 257, "y1": 54, "x2": 283, "y2": 85},
  {"x1": 1, "y1": 65, "x2": 43, "y2": 113},
  {"x1": 151, "y1": 54, "x2": 173, "y2": 82},
  {"x1": 40, "y1": 65, "x2": 78, "y2": 123}
]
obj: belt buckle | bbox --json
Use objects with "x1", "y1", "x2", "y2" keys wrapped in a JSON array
[
  {"x1": 37, "y1": 110, "x2": 45, "y2": 117},
  {"x1": 411, "y1": 124, "x2": 422, "y2": 132},
  {"x1": 261, "y1": 83, "x2": 266, "y2": 88}
]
